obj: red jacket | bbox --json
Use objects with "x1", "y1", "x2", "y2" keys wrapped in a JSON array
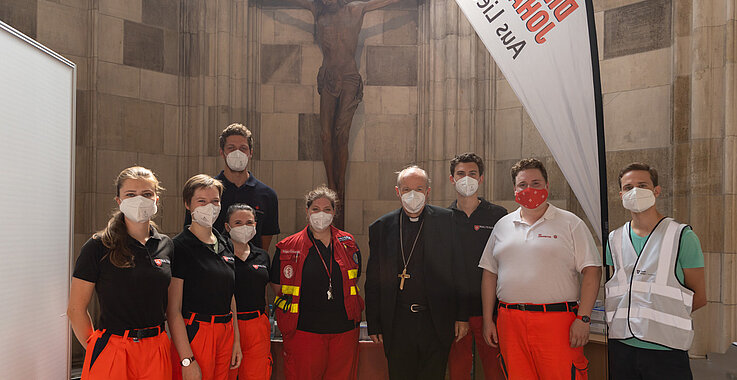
[{"x1": 274, "y1": 226, "x2": 364, "y2": 337}]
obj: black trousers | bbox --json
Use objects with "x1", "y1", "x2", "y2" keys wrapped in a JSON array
[
  {"x1": 386, "y1": 309, "x2": 451, "y2": 380},
  {"x1": 609, "y1": 339, "x2": 693, "y2": 380}
]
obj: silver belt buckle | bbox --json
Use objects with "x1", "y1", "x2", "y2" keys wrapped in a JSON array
[
  {"x1": 519, "y1": 304, "x2": 526, "y2": 311},
  {"x1": 410, "y1": 304, "x2": 422, "y2": 313}
]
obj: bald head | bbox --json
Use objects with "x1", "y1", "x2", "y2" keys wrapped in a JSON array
[{"x1": 396, "y1": 166, "x2": 429, "y2": 188}]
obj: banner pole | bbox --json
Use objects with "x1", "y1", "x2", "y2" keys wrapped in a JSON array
[
  {"x1": 583, "y1": 0, "x2": 608, "y2": 255},
  {"x1": 583, "y1": 1, "x2": 610, "y2": 380}
]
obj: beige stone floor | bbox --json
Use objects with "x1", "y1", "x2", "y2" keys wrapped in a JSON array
[{"x1": 690, "y1": 343, "x2": 737, "y2": 380}]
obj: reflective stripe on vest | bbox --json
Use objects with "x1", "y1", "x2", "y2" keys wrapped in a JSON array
[
  {"x1": 282, "y1": 285, "x2": 300, "y2": 296},
  {"x1": 274, "y1": 296, "x2": 299, "y2": 313},
  {"x1": 604, "y1": 218, "x2": 695, "y2": 350},
  {"x1": 348, "y1": 269, "x2": 358, "y2": 279}
]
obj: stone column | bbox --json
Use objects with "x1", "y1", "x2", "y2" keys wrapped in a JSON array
[
  {"x1": 674, "y1": 0, "x2": 736, "y2": 355},
  {"x1": 180, "y1": 0, "x2": 252, "y2": 178},
  {"x1": 418, "y1": 0, "x2": 495, "y2": 205}
]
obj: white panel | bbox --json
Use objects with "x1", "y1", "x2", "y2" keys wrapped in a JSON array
[{"x1": 0, "y1": 21, "x2": 75, "y2": 379}]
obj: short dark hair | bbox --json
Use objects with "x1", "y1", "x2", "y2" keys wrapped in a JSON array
[
  {"x1": 219, "y1": 123, "x2": 253, "y2": 151},
  {"x1": 226, "y1": 203, "x2": 256, "y2": 222},
  {"x1": 510, "y1": 158, "x2": 548, "y2": 184},
  {"x1": 618, "y1": 162, "x2": 658, "y2": 188},
  {"x1": 450, "y1": 152, "x2": 485, "y2": 176}
]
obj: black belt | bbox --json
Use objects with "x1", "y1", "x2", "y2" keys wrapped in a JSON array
[
  {"x1": 236, "y1": 310, "x2": 265, "y2": 321},
  {"x1": 498, "y1": 301, "x2": 578, "y2": 312},
  {"x1": 184, "y1": 311, "x2": 233, "y2": 324},
  {"x1": 399, "y1": 303, "x2": 428, "y2": 313},
  {"x1": 106, "y1": 323, "x2": 165, "y2": 341}
]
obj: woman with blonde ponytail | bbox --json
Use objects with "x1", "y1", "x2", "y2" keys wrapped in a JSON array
[{"x1": 67, "y1": 166, "x2": 174, "y2": 380}]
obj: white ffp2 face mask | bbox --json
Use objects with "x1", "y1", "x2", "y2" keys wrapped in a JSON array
[
  {"x1": 229, "y1": 224, "x2": 256, "y2": 244},
  {"x1": 622, "y1": 187, "x2": 656, "y2": 213},
  {"x1": 454, "y1": 176, "x2": 479, "y2": 197},
  {"x1": 309, "y1": 211, "x2": 334, "y2": 231},
  {"x1": 401, "y1": 190, "x2": 426, "y2": 214},
  {"x1": 119, "y1": 196, "x2": 157, "y2": 223},
  {"x1": 191, "y1": 203, "x2": 221, "y2": 228},
  {"x1": 226, "y1": 150, "x2": 249, "y2": 172}
]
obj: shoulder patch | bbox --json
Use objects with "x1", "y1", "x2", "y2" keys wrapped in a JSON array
[
  {"x1": 353, "y1": 252, "x2": 359, "y2": 264},
  {"x1": 338, "y1": 235, "x2": 353, "y2": 242},
  {"x1": 283, "y1": 264, "x2": 294, "y2": 279}
]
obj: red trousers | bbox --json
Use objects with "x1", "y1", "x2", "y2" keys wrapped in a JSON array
[
  {"x1": 448, "y1": 315, "x2": 504, "y2": 380},
  {"x1": 282, "y1": 328, "x2": 359, "y2": 380},
  {"x1": 82, "y1": 329, "x2": 171, "y2": 380},
  {"x1": 497, "y1": 307, "x2": 588, "y2": 380},
  {"x1": 228, "y1": 312, "x2": 272, "y2": 380},
  {"x1": 172, "y1": 318, "x2": 235, "y2": 380}
]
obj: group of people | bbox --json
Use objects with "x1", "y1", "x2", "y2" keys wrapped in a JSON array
[
  {"x1": 68, "y1": 124, "x2": 279, "y2": 380},
  {"x1": 68, "y1": 123, "x2": 706, "y2": 380}
]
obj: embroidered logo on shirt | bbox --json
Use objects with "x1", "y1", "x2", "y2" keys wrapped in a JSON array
[
  {"x1": 338, "y1": 236, "x2": 353, "y2": 242},
  {"x1": 283, "y1": 265, "x2": 294, "y2": 279},
  {"x1": 154, "y1": 259, "x2": 166, "y2": 266},
  {"x1": 222, "y1": 256, "x2": 235, "y2": 264},
  {"x1": 537, "y1": 234, "x2": 558, "y2": 239},
  {"x1": 353, "y1": 252, "x2": 359, "y2": 264},
  {"x1": 252, "y1": 264, "x2": 267, "y2": 270},
  {"x1": 474, "y1": 225, "x2": 494, "y2": 231}
]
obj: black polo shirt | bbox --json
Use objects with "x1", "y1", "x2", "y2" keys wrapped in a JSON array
[
  {"x1": 172, "y1": 228, "x2": 235, "y2": 315},
  {"x1": 72, "y1": 229, "x2": 173, "y2": 331},
  {"x1": 270, "y1": 230, "x2": 357, "y2": 334},
  {"x1": 183, "y1": 171, "x2": 280, "y2": 248},
  {"x1": 449, "y1": 198, "x2": 507, "y2": 316},
  {"x1": 232, "y1": 242, "x2": 270, "y2": 313}
]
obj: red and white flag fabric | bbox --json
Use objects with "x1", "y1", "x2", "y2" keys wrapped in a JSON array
[{"x1": 455, "y1": 0, "x2": 607, "y2": 242}]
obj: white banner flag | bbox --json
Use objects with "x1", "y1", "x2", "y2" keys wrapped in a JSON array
[{"x1": 455, "y1": 0, "x2": 607, "y2": 242}]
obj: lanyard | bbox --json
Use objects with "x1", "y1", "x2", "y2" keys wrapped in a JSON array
[{"x1": 308, "y1": 234, "x2": 335, "y2": 300}]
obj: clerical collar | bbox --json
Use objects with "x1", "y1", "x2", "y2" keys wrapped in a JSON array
[{"x1": 402, "y1": 209, "x2": 425, "y2": 223}]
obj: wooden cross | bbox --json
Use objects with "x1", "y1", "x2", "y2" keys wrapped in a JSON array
[{"x1": 398, "y1": 268, "x2": 411, "y2": 290}]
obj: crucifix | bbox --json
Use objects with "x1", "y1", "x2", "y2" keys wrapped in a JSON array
[
  {"x1": 398, "y1": 268, "x2": 411, "y2": 290},
  {"x1": 278, "y1": 0, "x2": 400, "y2": 228},
  {"x1": 398, "y1": 217, "x2": 424, "y2": 291}
]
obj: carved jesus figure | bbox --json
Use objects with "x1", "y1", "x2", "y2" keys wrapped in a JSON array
[{"x1": 288, "y1": 0, "x2": 400, "y2": 226}]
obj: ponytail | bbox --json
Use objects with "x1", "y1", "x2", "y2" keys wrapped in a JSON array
[
  {"x1": 97, "y1": 211, "x2": 135, "y2": 268},
  {"x1": 96, "y1": 210, "x2": 162, "y2": 268}
]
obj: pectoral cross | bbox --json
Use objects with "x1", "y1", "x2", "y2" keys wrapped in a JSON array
[{"x1": 398, "y1": 268, "x2": 411, "y2": 290}]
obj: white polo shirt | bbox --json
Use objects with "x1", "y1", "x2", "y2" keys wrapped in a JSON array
[{"x1": 478, "y1": 204, "x2": 601, "y2": 304}]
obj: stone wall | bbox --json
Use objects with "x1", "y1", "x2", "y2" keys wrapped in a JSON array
[{"x1": 0, "y1": 0, "x2": 734, "y2": 358}]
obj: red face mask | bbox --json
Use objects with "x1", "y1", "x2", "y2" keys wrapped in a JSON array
[{"x1": 515, "y1": 187, "x2": 548, "y2": 209}]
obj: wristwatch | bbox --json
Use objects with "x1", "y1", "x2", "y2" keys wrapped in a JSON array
[
  {"x1": 181, "y1": 357, "x2": 195, "y2": 367},
  {"x1": 577, "y1": 315, "x2": 591, "y2": 323}
]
